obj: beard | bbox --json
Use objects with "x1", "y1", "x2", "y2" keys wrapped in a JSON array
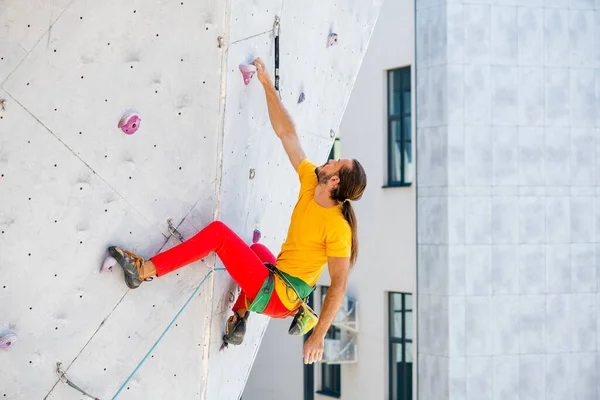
[{"x1": 315, "y1": 166, "x2": 334, "y2": 185}]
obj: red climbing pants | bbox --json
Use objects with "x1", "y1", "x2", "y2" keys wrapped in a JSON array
[{"x1": 150, "y1": 221, "x2": 294, "y2": 319}]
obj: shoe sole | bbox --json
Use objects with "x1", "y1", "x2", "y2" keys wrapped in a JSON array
[
  {"x1": 223, "y1": 319, "x2": 246, "y2": 345},
  {"x1": 222, "y1": 332, "x2": 244, "y2": 346}
]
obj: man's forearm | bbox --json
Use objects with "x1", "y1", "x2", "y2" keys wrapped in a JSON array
[
  {"x1": 312, "y1": 283, "x2": 346, "y2": 339},
  {"x1": 262, "y1": 81, "x2": 296, "y2": 138}
]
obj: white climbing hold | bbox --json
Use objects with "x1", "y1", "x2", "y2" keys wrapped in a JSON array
[
  {"x1": 0, "y1": 330, "x2": 17, "y2": 349},
  {"x1": 239, "y1": 64, "x2": 257, "y2": 85},
  {"x1": 101, "y1": 256, "x2": 117, "y2": 273},
  {"x1": 118, "y1": 112, "x2": 141, "y2": 135},
  {"x1": 326, "y1": 33, "x2": 338, "y2": 47}
]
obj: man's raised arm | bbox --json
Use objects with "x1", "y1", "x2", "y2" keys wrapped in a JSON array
[{"x1": 252, "y1": 57, "x2": 306, "y2": 171}]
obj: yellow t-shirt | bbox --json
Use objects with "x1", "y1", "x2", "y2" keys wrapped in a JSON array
[{"x1": 274, "y1": 159, "x2": 352, "y2": 311}]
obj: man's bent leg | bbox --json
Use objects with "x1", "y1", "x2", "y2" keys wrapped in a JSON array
[
  {"x1": 224, "y1": 243, "x2": 277, "y2": 346},
  {"x1": 151, "y1": 221, "x2": 270, "y2": 299},
  {"x1": 151, "y1": 221, "x2": 226, "y2": 277},
  {"x1": 230, "y1": 243, "x2": 277, "y2": 314},
  {"x1": 232, "y1": 290, "x2": 248, "y2": 314}
]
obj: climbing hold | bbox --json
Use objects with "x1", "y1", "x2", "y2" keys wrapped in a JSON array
[
  {"x1": 298, "y1": 92, "x2": 305, "y2": 104},
  {"x1": 239, "y1": 64, "x2": 257, "y2": 85},
  {"x1": 0, "y1": 99, "x2": 6, "y2": 111},
  {"x1": 252, "y1": 229, "x2": 261, "y2": 244},
  {"x1": 326, "y1": 33, "x2": 339, "y2": 47},
  {"x1": 249, "y1": 168, "x2": 256, "y2": 179},
  {"x1": 101, "y1": 256, "x2": 117, "y2": 273},
  {"x1": 0, "y1": 330, "x2": 17, "y2": 349},
  {"x1": 118, "y1": 112, "x2": 141, "y2": 135},
  {"x1": 330, "y1": 129, "x2": 336, "y2": 138}
]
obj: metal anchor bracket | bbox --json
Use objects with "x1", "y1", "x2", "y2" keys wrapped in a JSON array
[
  {"x1": 56, "y1": 362, "x2": 100, "y2": 400},
  {"x1": 166, "y1": 219, "x2": 214, "y2": 271},
  {"x1": 167, "y1": 218, "x2": 185, "y2": 242}
]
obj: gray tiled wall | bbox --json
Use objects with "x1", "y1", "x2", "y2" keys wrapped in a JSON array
[{"x1": 416, "y1": 1, "x2": 600, "y2": 398}]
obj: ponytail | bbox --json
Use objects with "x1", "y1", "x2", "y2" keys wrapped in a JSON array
[
  {"x1": 342, "y1": 201, "x2": 359, "y2": 266},
  {"x1": 332, "y1": 159, "x2": 367, "y2": 267}
]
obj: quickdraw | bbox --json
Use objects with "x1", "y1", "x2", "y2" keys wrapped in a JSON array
[
  {"x1": 273, "y1": 16, "x2": 281, "y2": 96},
  {"x1": 167, "y1": 218, "x2": 184, "y2": 242},
  {"x1": 166, "y1": 218, "x2": 213, "y2": 270},
  {"x1": 56, "y1": 362, "x2": 100, "y2": 400}
]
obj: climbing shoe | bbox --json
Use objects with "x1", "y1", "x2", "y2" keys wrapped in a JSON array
[
  {"x1": 107, "y1": 246, "x2": 152, "y2": 289},
  {"x1": 223, "y1": 310, "x2": 249, "y2": 346},
  {"x1": 288, "y1": 304, "x2": 319, "y2": 336}
]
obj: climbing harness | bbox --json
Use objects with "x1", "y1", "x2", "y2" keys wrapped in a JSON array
[
  {"x1": 273, "y1": 16, "x2": 281, "y2": 96},
  {"x1": 246, "y1": 262, "x2": 318, "y2": 336},
  {"x1": 273, "y1": 266, "x2": 319, "y2": 336},
  {"x1": 56, "y1": 362, "x2": 100, "y2": 400}
]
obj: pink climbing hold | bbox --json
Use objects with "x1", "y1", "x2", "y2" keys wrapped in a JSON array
[
  {"x1": 118, "y1": 112, "x2": 141, "y2": 135},
  {"x1": 239, "y1": 64, "x2": 257, "y2": 85},
  {"x1": 101, "y1": 255, "x2": 117, "y2": 273},
  {"x1": 252, "y1": 229, "x2": 261, "y2": 244},
  {"x1": 0, "y1": 330, "x2": 17, "y2": 349},
  {"x1": 327, "y1": 33, "x2": 339, "y2": 47}
]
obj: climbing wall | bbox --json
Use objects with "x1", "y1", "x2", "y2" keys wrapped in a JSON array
[{"x1": 0, "y1": 0, "x2": 382, "y2": 399}]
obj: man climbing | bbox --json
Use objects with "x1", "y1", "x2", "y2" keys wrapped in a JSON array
[{"x1": 107, "y1": 57, "x2": 367, "y2": 365}]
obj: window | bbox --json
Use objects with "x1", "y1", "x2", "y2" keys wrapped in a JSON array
[
  {"x1": 317, "y1": 286, "x2": 341, "y2": 398},
  {"x1": 387, "y1": 67, "x2": 412, "y2": 186},
  {"x1": 304, "y1": 293, "x2": 315, "y2": 400},
  {"x1": 328, "y1": 130, "x2": 341, "y2": 161},
  {"x1": 389, "y1": 292, "x2": 413, "y2": 400}
]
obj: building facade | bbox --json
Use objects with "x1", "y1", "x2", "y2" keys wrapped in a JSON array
[
  {"x1": 416, "y1": 0, "x2": 600, "y2": 399},
  {"x1": 243, "y1": 0, "x2": 417, "y2": 398}
]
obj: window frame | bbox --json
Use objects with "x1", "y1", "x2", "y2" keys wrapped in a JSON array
[
  {"x1": 388, "y1": 292, "x2": 413, "y2": 400},
  {"x1": 328, "y1": 133, "x2": 341, "y2": 162},
  {"x1": 303, "y1": 292, "x2": 315, "y2": 400},
  {"x1": 386, "y1": 66, "x2": 412, "y2": 188}
]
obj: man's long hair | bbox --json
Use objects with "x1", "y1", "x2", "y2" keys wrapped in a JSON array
[{"x1": 320, "y1": 160, "x2": 367, "y2": 266}]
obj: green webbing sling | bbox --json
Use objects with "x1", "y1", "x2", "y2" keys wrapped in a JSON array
[{"x1": 248, "y1": 263, "x2": 314, "y2": 314}]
